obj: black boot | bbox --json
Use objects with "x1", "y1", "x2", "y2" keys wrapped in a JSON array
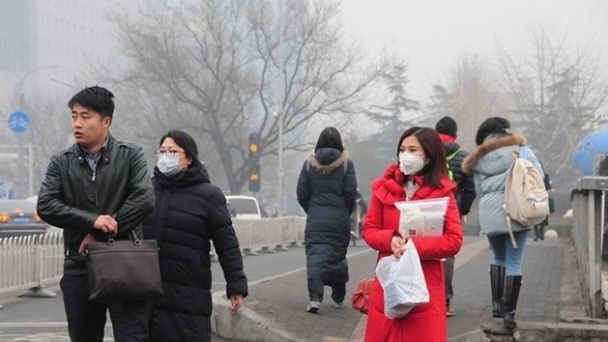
[
  {"x1": 503, "y1": 275, "x2": 523, "y2": 330},
  {"x1": 490, "y1": 265, "x2": 505, "y2": 318}
]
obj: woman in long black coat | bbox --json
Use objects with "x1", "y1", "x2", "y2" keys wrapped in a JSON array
[
  {"x1": 296, "y1": 127, "x2": 357, "y2": 314},
  {"x1": 143, "y1": 130, "x2": 248, "y2": 342}
]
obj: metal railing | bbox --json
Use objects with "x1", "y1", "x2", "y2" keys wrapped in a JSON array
[
  {"x1": 0, "y1": 231, "x2": 63, "y2": 297},
  {"x1": 571, "y1": 176, "x2": 608, "y2": 318},
  {"x1": 0, "y1": 217, "x2": 307, "y2": 299}
]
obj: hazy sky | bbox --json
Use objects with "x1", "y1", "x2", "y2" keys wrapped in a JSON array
[{"x1": 340, "y1": 0, "x2": 608, "y2": 101}]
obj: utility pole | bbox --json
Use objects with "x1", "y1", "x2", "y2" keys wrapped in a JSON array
[
  {"x1": 277, "y1": 0, "x2": 285, "y2": 215},
  {"x1": 1, "y1": 64, "x2": 58, "y2": 198}
]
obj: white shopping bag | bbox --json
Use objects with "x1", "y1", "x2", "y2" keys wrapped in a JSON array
[{"x1": 375, "y1": 240, "x2": 429, "y2": 319}]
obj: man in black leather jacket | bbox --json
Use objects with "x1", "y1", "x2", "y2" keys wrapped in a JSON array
[{"x1": 37, "y1": 86, "x2": 155, "y2": 342}]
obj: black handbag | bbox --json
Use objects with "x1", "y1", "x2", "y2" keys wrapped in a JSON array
[{"x1": 83, "y1": 230, "x2": 164, "y2": 301}]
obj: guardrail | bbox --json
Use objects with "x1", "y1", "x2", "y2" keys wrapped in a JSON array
[
  {"x1": 571, "y1": 176, "x2": 608, "y2": 318},
  {"x1": 0, "y1": 217, "x2": 307, "y2": 303},
  {"x1": 232, "y1": 216, "x2": 306, "y2": 254},
  {"x1": 0, "y1": 231, "x2": 63, "y2": 299}
]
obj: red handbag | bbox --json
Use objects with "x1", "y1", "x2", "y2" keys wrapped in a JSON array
[{"x1": 351, "y1": 276, "x2": 375, "y2": 314}]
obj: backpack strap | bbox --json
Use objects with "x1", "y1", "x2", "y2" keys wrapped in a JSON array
[{"x1": 446, "y1": 148, "x2": 461, "y2": 162}]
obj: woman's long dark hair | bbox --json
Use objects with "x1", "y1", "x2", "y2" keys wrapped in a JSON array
[
  {"x1": 397, "y1": 127, "x2": 447, "y2": 188},
  {"x1": 159, "y1": 130, "x2": 203, "y2": 168},
  {"x1": 315, "y1": 127, "x2": 344, "y2": 152}
]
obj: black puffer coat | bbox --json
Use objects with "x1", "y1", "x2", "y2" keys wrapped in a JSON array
[
  {"x1": 296, "y1": 149, "x2": 357, "y2": 284},
  {"x1": 143, "y1": 164, "x2": 247, "y2": 342}
]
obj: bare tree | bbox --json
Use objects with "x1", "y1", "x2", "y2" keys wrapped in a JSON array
[
  {"x1": 424, "y1": 53, "x2": 499, "y2": 149},
  {"x1": 104, "y1": 0, "x2": 388, "y2": 195},
  {"x1": 495, "y1": 29, "x2": 608, "y2": 184}
]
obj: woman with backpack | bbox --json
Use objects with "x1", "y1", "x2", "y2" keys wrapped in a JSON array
[
  {"x1": 296, "y1": 127, "x2": 358, "y2": 314},
  {"x1": 462, "y1": 117, "x2": 544, "y2": 330}
]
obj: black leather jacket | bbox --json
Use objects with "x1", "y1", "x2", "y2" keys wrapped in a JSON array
[{"x1": 37, "y1": 134, "x2": 155, "y2": 274}]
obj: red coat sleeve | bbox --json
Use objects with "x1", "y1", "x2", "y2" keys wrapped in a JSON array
[{"x1": 362, "y1": 194, "x2": 396, "y2": 254}]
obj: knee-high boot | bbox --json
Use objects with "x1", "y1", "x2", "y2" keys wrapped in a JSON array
[
  {"x1": 490, "y1": 265, "x2": 505, "y2": 318},
  {"x1": 503, "y1": 275, "x2": 523, "y2": 329}
]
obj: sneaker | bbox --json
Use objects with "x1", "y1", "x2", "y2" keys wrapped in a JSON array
[
  {"x1": 446, "y1": 308, "x2": 455, "y2": 317},
  {"x1": 306, "y1": 301, "x2": 320, "y2": 314},
  {"x1": 333, "y1": 302, "x2": 344, "y2": 309}
]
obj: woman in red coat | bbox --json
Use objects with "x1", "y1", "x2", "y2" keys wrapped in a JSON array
[{"x1": 362, "y1": 127, "x2": 463, "y2": 342}]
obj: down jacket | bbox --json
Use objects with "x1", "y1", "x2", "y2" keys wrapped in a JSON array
[
  {"x1": 438, "y1": 134, "x2": 476, "y2": 216},
  {"x1": 462, "y1": 134, "x2": 543, "y2": 236},
  {"x1": 143, "y1": 164, "x2": 248, "y2": 342},
  {"x1": 296, "y1": 149, "x2": 357, "y2": 287},
  {"x1": 362, "y1": 164, "x2": 463, "y2": 342}
]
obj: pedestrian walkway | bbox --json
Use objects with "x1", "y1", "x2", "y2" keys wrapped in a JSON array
[{"x1": 212, "y1": 235, "x2": 602, "y2": 342}]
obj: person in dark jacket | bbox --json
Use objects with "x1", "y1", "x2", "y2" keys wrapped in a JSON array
[
  {"x1": 435, "y1": 116, "x2": 477, "y2": 317},
  {"x1": 37, "y1": 86, "x2": 155, "y2": 342},
  {"x1": 296, "y1": 127, "x2": 357, "y2": 314},
  {"x1": 143, "y1": 130, "x2": 248, "y2": 342}
]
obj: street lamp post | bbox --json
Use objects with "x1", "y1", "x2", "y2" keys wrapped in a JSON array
[{"x1": 1, "y1": 64, "x2": 59, "y2": 198}]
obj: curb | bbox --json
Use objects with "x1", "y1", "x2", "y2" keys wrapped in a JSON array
[
  {"x1": 482, "y1": 321, "x2": 608, "y2": 342},
  {"x1": 211, "y1": 291, "x2": 306, "y2": 342}
]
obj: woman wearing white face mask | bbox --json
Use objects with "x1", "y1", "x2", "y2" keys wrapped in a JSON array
[
  {"x1": 362, "y1": 127, "x2": 463, "y2": 342},
  {"x1": 143, "y1": 130, "x2": 248, "y2": 342}
]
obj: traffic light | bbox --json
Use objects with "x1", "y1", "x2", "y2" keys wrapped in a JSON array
[
  {"x1": 248, "y1": 161, "x2": 261, "y2": 192},
  {"x1": 249, "y1": 133, "x2": 260, "y2": 160}
]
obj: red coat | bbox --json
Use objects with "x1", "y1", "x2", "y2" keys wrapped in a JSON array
[{"x1": 362, "y1": 164, "x2": 463, "y2": 342}]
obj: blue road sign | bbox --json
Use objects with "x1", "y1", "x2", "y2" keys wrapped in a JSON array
[
  {"x1": 0, "y1": 181, "x2": 9, "y2": 199},
  {"x1": 8, "y1": 111, "x2": 30, "y2": 134}
]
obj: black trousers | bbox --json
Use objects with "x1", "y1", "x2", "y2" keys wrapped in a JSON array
[
  {"x1": 308, "y1": 277, "x2": 346, "y2": 303},
  {"x1": 444, "y1": 256, "x2": 454, "y2": 305},
  {"x1": 60, "y1": 274, "x2": 150, "y2": 342}
]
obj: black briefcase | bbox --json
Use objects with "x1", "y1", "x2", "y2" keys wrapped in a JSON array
[{"x1": 83, "y1": 231, "x2": 164, "y2": 301}]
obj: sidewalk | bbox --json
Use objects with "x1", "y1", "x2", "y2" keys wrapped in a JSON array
[{"x1": 212, "y1": 235, "x2": 603, "y2": 342}]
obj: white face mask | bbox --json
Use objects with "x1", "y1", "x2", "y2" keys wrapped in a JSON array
[
  {"x1": 398, "y1": 152, "x2": 426, "y2": 175},
  {"x1": 157, "y1": 154, "x2": 181, "y2": 176}
]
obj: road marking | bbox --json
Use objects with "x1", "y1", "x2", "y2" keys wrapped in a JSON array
[
  {"x1": 248, "y1": 249, "x2": 374, "y2": 287},
  {"x1": 0, "y1": 332, "x2": 114, "y2": 341},
  {"x1": 454, "y1": 238, "x2": 488, "y2": 270},
  {"x1": 0, "y1": 322, "x2": 69, "y2": 328}
]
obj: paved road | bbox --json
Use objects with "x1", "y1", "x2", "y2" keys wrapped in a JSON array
[{"x1": 0, "y1": 243, "x2": 370, "y2": 341}]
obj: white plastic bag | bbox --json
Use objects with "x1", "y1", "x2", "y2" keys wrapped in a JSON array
[
  {"x1": 395, "y1": 197, "x2": 449, "y2": 238},
  {"x1": 375, "y1": 240, "x2": 429, "y2": 319}
]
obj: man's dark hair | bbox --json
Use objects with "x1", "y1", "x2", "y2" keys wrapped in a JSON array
[
  {"x1": 435, "y1": 116, "x2": 458, "y2": 138},
  {"x1": 315, "y1": 126, "x2": 344, "y2": 152},
  {"x1": 68, "y1": 86, "x2": 115, "y2": 119},
  {"x1": 160, "y1": 130, "x2": 203, "y2": 168},
  {"x1": 475, "y1": 116, "x2": 511, "y2": 145}
]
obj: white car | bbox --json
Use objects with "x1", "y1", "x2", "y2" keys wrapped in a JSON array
[{"x1": 225, "y1": 195, "x2": 262, "y2": 220}]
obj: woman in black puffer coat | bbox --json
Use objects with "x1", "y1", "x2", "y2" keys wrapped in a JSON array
[
  {"x1": 143, "y1": 130, "x2": 248, "y2": 342},
  {"x1": 296, "y1": 127, "x2": 357, "y2": 314}
]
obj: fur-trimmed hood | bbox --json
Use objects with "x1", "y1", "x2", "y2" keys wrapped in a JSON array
[
  {"x1": 307, "y1": 149, "x2": 349, "y2": 175},
  {"x1": 462, "y1": 134, "x2": 526, "y2": 174}
]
